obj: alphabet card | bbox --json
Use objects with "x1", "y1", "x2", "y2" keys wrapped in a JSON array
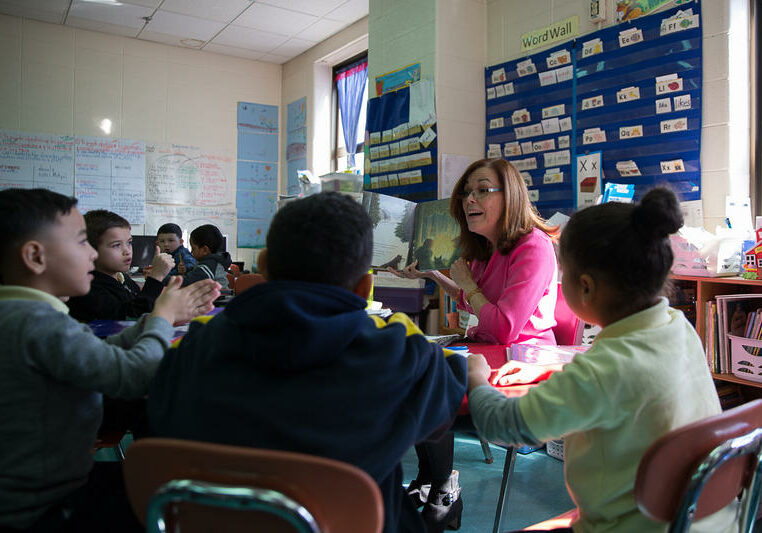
[{"x1": 576, "y1": 151, "x2": 601, "y2": 208}]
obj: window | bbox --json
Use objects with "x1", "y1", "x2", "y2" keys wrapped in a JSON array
[{"x1": 332, "y1": 52, "x2": 368, "y2": 174}]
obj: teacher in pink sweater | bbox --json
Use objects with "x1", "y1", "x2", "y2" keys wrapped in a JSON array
[{"x1": 390, "y1": 157, "x2": 558, "y2": 531}]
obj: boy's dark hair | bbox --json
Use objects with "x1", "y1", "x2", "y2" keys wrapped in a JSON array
[
  {"x1": 560, "y1": 187, "x2": 683, "y2": 309},
  {"x1": 266, "y1": 192, "x2": 372, "y2": 290},
  {"x1": 0, "y1": 188, "x2": 78, "y2": 267},
  {"x1": 190, "y1": 224, "x2": 225, "y2": 253},
  {"x1": 157, "y1": 223, "x2": 182, "y2": 239},
  {"x1": 84, "y1": 210, "x2": 130, "y2": 248}
]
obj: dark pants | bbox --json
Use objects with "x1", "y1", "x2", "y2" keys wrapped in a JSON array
[
  {"x1": 0, "y1": 462, "x2": 142, "y2": 533},
  {"x1": 414, "y1": 431, "x2": 454, "y2": 486}
]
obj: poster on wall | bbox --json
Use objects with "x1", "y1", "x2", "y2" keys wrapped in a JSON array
[
  {"x1": 145, "y1": 143, "x2": 233, "y2": 206},
  {"x1": 0, "y1": 130, "x2": 75, "y2": 196},
  {"x1": 375, "y1": 63, "x2": 421, "y2": 97},
  {"x1": 616, "y1": 0, "x2": 684, "y2": 22},
  {"x1": 237, "y1": 101, "x2": 279, "y2": 248},
  {"x1": 145, "y1": 204, "x2": 236, "y2": 250},
  {"x1": 74, "y1": 136, "x2": 146, "y2": 224},
  {"x1": 286, "y1": 97, "x2": 307, "y2": 196}
]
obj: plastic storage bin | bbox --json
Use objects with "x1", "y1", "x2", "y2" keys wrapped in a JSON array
[
  {"x1": 729, "y1": 334, "x2": 762, "y2": 383},
  {"x1": 546, "y1": 439, "x2": 565, "y2": 461},
  {"x1": 374, "y1": 286, "x2": 425, "y2": 314}
]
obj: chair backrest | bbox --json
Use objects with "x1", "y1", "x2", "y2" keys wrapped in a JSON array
[
  {"x1": 553, "y1": 282, "x2": 583, "y2": 345},
  {"x1": 124, "y1": 438, "x2": 384, "y2": 533},
  {"x1": 234, "y1": 273, "x2": 266, "y2": 295},
  {"x1": 635, "y1": 399, "x2": 762, "y2": 533},
  {"x1": 228, "y1": 264, "x2": 241, "y2": 277}
]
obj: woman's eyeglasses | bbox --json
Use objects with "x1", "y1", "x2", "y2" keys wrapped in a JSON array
[{"x1": 456, "y1": 187, "x2": 502, "y2": 201}]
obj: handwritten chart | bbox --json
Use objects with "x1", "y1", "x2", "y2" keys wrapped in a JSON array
[
  {"x1": 145, "y1": 143, "x2": 233, "y2": 206},
  {"x1": 75, "y1": 136, "x2": 146, "y2": 223},
  {"x1": 145, "y1": 204, "x2": 236, "y2": 250},
  {"x1": 0, "y1": 130, "x2": 75, "y2": 195}
]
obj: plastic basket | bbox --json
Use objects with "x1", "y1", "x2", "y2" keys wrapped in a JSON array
[
  {"x1": 546, "y1": 439, "x2": 564, "y2": 461},
  {"x1": 729, "y1": 334, "x2": 762, "y2": 383}
]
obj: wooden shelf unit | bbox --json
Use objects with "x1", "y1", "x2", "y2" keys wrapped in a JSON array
[
  {"x1": 437, "y1": 269, "x2": 466, "y2": 335},
  {"x1": 672, "y1": 274, "x2": 762, "y2": 391}
]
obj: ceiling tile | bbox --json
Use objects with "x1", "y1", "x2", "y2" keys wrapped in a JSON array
[
  {"x1": 270, "y1": 37, "x2": 316, "y2": 57},
  {"x1": 66, "y1": 15, "x2": 140, "y2": 37},
  {"x1": 324, "y1": 0, "x2": 368, "y2": 23},
  {"x1": 212, "y1": 24, "x2": 288, "y2": 52},
  {"x1": 68, "y1": 1, "x2": 153, "y2": 29},
  {"x1": 161, "y1": 0, "x2": 251, "y2": 23},
  {"x1": 236, "y1": 3, "x2": 317, "y2": 35},
  {"x1": 297, "y1": 17, "x2": 347, "y2": 42},
  {"x1": 204, "y1": 42, "x2": 265, "y2": 61},
  {"x1": 139, "y1": 29, "x2": 206, "y2": 49},
  {"x1": 0, "y1": 0, "x2": 68, "y2": 24},
  {"x1": 145, "y1": 9, "x2": 226, "y2": 41},
  {"x1": 257, "y1": 0, "x2": 345, "y2": 17},
  {"x1": 258, "y1": 52, "x2": 291, "y2": 64}
]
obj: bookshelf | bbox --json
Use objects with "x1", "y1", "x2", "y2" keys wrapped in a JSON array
[
  {"x1": 671, "y1": 274, "x2": 762, "y2": 394},
  {"x1": 437, "y1": 269, "x2": 466, "y2": 335}
]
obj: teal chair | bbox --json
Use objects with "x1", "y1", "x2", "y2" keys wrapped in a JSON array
[{"x1": 124, "y1": 438, "x2": 384, "y2": 533}]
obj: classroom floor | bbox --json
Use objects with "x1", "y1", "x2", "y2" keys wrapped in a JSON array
[{"x1": 401, "y1": 427, "x2": 573, "y2": 533}]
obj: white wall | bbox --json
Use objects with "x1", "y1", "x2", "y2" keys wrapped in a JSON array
[
  {"x1": 0, "y1": 14, "x2": 281, "y2": 265},
  {"x1": 485, "y1": 0, "x2": 749, "y2": 229}
]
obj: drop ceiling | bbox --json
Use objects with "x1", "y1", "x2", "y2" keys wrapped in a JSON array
[{"x1": 0, "y1": 0, "x2": 369, "y2": 64}]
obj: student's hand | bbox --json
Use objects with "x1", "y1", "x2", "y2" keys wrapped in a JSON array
[
  {"x1": 388, "y1": 260, "x2": 428, "y2": 279},
  {"x1": 151, "y1": 277, "x2": 221, "y2": 325},
  {"x1": 467, "y1": 353, "x2": 491, "y2": 391},
  {"x1": 450, "y1": 258, "x2": 476, "y2": 292},
  {"x1": 148, "y1": 245, "x2": 175, "y2": 281},
  {"x1": 491, "y1": 361, "x2": 556, "y2": 386},
  {"x1": 177, "y1": 261, "x2": 186, "y2": 275}
]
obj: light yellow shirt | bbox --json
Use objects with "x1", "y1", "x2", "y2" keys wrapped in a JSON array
[
  {"x1": 519, "y1": 298, "x2": 734, "y2": 532},
  {"x1": 0, "y1": 286, "x2": 69, "y2": 314}
]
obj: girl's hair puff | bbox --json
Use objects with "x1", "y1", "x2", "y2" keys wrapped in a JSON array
[{"x1": 559, "y1": 187, "x2": 682, "y2": 307}]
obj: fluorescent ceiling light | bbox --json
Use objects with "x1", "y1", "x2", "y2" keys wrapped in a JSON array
[{"x1": 77, "y1": 0, "x2": 124, "y2": 5}]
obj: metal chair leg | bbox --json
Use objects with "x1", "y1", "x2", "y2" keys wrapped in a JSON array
[
  {"x1": 492, "y1": 446, "x2": 517, "y2": 533},
  {"x1": 480, "y1": 438, "x2": 494, "y2": 464}
]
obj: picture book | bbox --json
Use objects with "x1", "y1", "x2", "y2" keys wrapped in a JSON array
[{"x1": 362, "y1": 192, "x2": 461, "y2": 271}]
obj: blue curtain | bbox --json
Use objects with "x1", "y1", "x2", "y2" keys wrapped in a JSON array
[{"x1": 335, "y1": 58, "x2": 368, "y2": 167}]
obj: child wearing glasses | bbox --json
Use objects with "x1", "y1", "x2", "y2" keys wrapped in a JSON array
[{"x1": 389, "y1": 158, "x2": 559, "y2": 531}]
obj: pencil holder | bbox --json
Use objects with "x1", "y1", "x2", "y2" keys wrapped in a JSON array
[{"x1": 729, "y1": 334, "x2": 762, "y2": 383}]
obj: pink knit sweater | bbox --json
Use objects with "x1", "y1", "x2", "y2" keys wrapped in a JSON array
[{"x1": 458, "y1": 228, "x2": 558, "y2": 345}]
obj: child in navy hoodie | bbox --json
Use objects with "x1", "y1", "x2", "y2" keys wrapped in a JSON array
[{"x1": 148, "y1": 192, "x2": 468, "y2": 533}]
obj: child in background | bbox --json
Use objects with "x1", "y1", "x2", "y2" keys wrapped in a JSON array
[
  {"x1": 67, "y1": 210, "x2": 175, "y2": 322},
  {"x1": 0, "y1": 188, "x2": 220, "y2": 532},
  {"x1": 182, "y1": 224, "x2": 232, "y2": 290},
  {"x1": 157, "y1": 222, "x2": 196, "y2": 277},
  {"x1": 147, "y1": 192, "x2": 468, "y2": 533},
  {"x1": 467, "y1": 188, "x2": 733, "y2": 532}
]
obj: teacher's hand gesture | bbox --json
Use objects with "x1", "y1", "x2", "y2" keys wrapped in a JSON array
[
  {"x1": 449, "y1": 258, "x2": 476, "y2": 290},
  {"x1": 388, "y1": 260, "x2": 428, "y2": 280}
]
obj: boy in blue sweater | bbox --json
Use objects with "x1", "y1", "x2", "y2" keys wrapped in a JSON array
[
  {"x1": 0, "y1": 189, "x2": 220, "y2": 532},
  {"x1": 156, "y1": 222, "x2": 196, "y2": 277},
  {"x1": 148, "y1": 192, "x2": 468, "y2": 533}
]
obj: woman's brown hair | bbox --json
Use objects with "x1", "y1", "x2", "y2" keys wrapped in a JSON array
[{"x1": 449, "y1": 158, "x2": 557, "y2": 261}]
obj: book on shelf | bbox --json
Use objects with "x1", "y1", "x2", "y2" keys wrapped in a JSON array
[{"x1": 362, "y1": 192, "x2": 460, "y2": 271}]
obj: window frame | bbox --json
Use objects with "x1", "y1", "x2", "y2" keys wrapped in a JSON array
[{"x1": 331, "y1": 51, "x2": 369, "y2": 172}]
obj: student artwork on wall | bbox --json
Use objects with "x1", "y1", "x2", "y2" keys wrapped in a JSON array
[
  {"x1": 365, "y1": 79, "x2": 438, "y2": 203},
  {"x1": 145, "y1": 143, "x2": 233, "y2": 206},
  {"x1": 237, "y1": 101, "x2": 279, "y2": 249},
  {"x1": 484, "y1": 0, "x2": 702, "y2": 216},
  {"x1": 286, "y1": 97, "x2": 307, "y2": 196}
]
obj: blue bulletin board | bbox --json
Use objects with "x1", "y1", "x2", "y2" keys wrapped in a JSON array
[
  {"x1": 365, "y1": 85, "x2": 438, "y2": 203},
  {"x1": 484, "y1": 0, "x2": 702, "y2": 216}
]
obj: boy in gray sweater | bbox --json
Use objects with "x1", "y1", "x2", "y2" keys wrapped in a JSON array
[{"x1": 0, "y1": 188, "x2": 220, "y2": 532}]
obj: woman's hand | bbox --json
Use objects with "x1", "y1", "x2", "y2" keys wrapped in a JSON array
[
  {"x1": 449, "y1": 258, "x2": 476, "y2": 292},
  {"x1": 388, "y1": 260, "x2": 428, "y2": 280},
  {"x1": 467, "y1": 353, "x2": 491, "y2": 391}
]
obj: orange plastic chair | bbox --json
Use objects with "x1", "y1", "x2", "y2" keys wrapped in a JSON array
[
  {"x1": 234, "y1": 273, "x2": 265, "y2": 295},
  {"x1": 635, "y1": 399, "x2": 762, "y2": 532},
  {"x1": 123, "y1": 438, "x2": 384, "y2": 533},
  {"x1": 228, "y1": 264, "x2": 241, "y2": 277}
]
